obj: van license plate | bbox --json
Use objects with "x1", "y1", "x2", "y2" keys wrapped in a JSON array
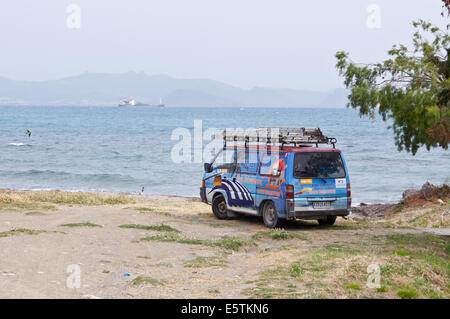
[{"x1": 313, "y1": 201, "x2": 331, "y2": 209}]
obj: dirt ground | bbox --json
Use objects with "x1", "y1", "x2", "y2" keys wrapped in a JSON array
[{"x1": 0, "y1": 194, "x2": 448, "y2": 299}]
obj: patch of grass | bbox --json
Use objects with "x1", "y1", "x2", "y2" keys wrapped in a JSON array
[
  {"x1": 139, "y1": 233, "x2": 253, "y2": 251},
  {"x1": 208, "y1": 289, "x2": 220, "y2": 294},
  {"x1": 184, "y1": 256, "x2": 228, "y2": 268},
  {"x1": 318, "y1": 224, "x2": 366, "y2": 230},
  {"x1": 60, "y1": 221, "x2": 102, "y2": 228},
  {"x1": 147, "y1": 263, "x2": 173, "y2": 268},
  {"x1": 0, "y1": 228, "x2": 61, "y2": 238},
  {"x1": 288, "y1": 264, "x2": 304, "y2": 277},
  {"x1": 393, "y1": 200, "x2": 406, "y2": 213},
  {"x1": 119, "y1": 223, "x2": 179, "y2": 232},
  {"x1": 125, "y1": 207, "x2": 172, "y2": 216},
  {"x1": 102, "y1": 270, "x2": 110, "y2": 274},
  {"x1": 397, "y1": 288, "x2": 419, "y2": 299},
  {"x1": 394, "y1": 250, "x2": 412, "y2": 256},
  {"x1": 0, "y1": 190, "x2": 134, "y2": 211},
  {"x1": 380, "y1": 233, "x2": 449, "y2": 298},
  {"x1": 346, "y1": 284, "x2": 361, "y2": 290},
  {"x1": 136, "y1": 256, "x2": 151, "y2": 259},
  {"x1": 377, "y1": 286, "x2": 388, "y2": 292},
  {"x1": 204, "y1": 223, "x2": 227, "y2": 228},
  {"x1": 323, "y1": 243, "x2": 361, "y2": 259},
  {"x1": 252, "y1": 229, "x2": 308, "y2": 241},
  {"x1": 24, "y1": 211, "x2": 47, "y2": 216},
  {"x1": 131, "y1": 276, "x2": 165, "y2": 286},
  {"x1": 244, "y1": 233, "x2": 450, "y2": 299},
  {"x1": 403, "y1": 206, "x2": 450, "y2": 228}
]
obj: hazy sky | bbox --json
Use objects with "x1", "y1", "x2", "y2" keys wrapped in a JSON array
[{"x1": 0, "y1": 1, "x2": 447, "y2": 91}]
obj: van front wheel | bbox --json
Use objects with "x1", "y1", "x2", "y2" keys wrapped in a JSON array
[
  {"x1": 212, "y1": 195, "x2": 229, "y2": 220},
  {"x1": 318, "y1": 216, "x2": 336, "y2": 226},
  {"x1": 262, "y1": 201, "x2": 283, "y2": 228}
]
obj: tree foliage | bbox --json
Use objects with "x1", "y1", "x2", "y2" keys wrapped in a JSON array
[{"x1": 335, "y1": 20, "x2": 450, "y2": 155}]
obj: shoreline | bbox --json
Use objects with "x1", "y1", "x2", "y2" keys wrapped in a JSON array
[
  {"x1": 0, "y1": 187, "x2": 397, "y2": 206},
  {"x1": 2, "y1": 183, "x2": 448, "y2": 221},
  {"x1": 0, "y1": 187, "x2": 201, "y2": 202}
]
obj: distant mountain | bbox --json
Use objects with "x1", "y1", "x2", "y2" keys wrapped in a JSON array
[
  {"x1": 0, "y1": 72, "x2": 349, "y2": 108},
  {"x1": 319, "y1": 88, "x2": 350, "y2": 108}
]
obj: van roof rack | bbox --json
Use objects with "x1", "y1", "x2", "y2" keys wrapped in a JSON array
[{"x1": 219, "y1": 127, "x2": 337, "y2": 149}]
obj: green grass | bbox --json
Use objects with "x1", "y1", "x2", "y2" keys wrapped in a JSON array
[
  {"x1": 0, "y1": 190, "x2": 134, "y2": 211},
  {"x1": 317, "y1": 224, "x2": 366, "y2": 230},
  {"x1": 147, "y1": 262, "x2": 173, "y2": 268},
  {"x1": 60, "y1": 221, "x2": 102, "y2": 228},
  {"x1": 24, "y1": 211, "x2": 47, "y2": 216},
  {"x1": 136, "y1": 256, "x2": 151, "y2": 259},
  {"x1": 0, "y1": 228, "x2": 62, "y2": 238},
  {"x1": 119, "y1": 223, "x2": 179, "y2": 232},
  {"x1": 244, "y1": 233, "x2": 450, "y2": 299},
  {"x1": 377, "y1": 286, "x2": 388, "y2": 292},
  {"x1": 393, "y1": 200, "x2": 406, "y2": 213},
  {"x1": 140, "y1": 233, "x2": 253, "y2": 251},
  {"x1": 323, "y1": 243, "x2": 361, "y2": 258},
  {"x1": 184, "y1": 256, "x2": 228, "y2": 268},
  {"x1": 131, "y1": 276, "x2": 165, "y2": 286},
  {"x1": 386, "y1": 233, "x2": 449, "y2": 270},
  {"x1": 394, "y1": 250, "x2": 412, "y2": 256},
  {"x1": 397, "y1": 288, "x2": 419, "y2": 299},
  {"x1": 380, "y1": 233, "x2": 449, "y2": 298},
  {"x1": 346, "y1": 284, "x2": 361, "y2": 290},
  {"x1": 252, "y1": 229, "x2": 308, "y2": 241},
  {"x1": 208, "y1": 289, "x2": 220, "y2": 294},
  {"x1": 124, "y1": 207, "x2": 172, "y2": 216}
]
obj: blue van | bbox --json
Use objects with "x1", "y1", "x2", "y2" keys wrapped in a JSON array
[{"x1": 200, "y1": 127, "x2": 351, "y2": 228}]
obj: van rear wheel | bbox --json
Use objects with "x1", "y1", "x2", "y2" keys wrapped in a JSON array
[
  {"x1": 212, "y1": 195, "x2": 229, "y2": 220},
  {"x1": 318, "y1": 216, "x2": 336, "y2": 226},
  {"x1": 262, "y1": 201, "x2": 283, "y2": 228}
]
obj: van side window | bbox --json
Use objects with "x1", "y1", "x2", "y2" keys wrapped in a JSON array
[
  {"x1": 237, "y1": 151, "x2": 258, "y2": 174},
  {"x1": 259, "y1": 153, "x2": 281, "y2": 176}
]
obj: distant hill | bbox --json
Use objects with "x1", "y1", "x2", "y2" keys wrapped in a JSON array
[{"x1": 0, "y1": 72, "x2": 349, "y2": 108}]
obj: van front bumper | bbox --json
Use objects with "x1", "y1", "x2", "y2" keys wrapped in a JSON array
[{"x1": 200, "y1": 187, "x2": 208, "y2": 204}]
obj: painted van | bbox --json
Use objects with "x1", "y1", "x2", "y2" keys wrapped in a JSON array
[{"x1": 200, "y1": 128, "x2": 351, "y2": 228}]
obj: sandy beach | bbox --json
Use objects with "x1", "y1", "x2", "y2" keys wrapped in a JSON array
[{"x1": 0, "y1": 189, "x2": 448, "y2": 299}]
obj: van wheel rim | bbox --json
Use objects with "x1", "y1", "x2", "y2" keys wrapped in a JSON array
[
  {"x1": 266, "y1": 205, "x2": 276, "y2": 223},
  {"x1": 218, "y1": 201, "x2": 227, "y2": 215}
]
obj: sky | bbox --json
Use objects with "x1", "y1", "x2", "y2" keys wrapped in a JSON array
[{"x1": 0, "y1": 0, "x2": 447, "y2": 91}]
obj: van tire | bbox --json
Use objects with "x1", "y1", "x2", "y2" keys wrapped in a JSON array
[
  {"x1": 212, "y1": 195, "x2": 229, "y2": 220},
  {"x1": 318, "y1": 216, "x2": 336, "y2": 226},
  {"x1": 262, "y1": 201, "x2": 283, "y2": 228}
]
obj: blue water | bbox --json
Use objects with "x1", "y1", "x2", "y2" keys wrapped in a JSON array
[{"x1": 0, "y1": 106, "x2": 448, "y2": 204}]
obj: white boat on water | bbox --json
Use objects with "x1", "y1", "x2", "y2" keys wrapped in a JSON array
[
  {"x1": 118, "y1": 97, "x2": 164, "y2": 107},
  {"x1": 118, "y1": 98, "x2": 136, "y2": 106}
]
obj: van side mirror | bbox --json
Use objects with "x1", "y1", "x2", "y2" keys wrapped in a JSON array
[{"x1": 204, "y1": 163, "x2": 213, "y2": 173}]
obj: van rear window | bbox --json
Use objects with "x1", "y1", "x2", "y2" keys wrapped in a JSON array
[{"x1": 294, "y1": 152, "x2": 345, "y2": 179}]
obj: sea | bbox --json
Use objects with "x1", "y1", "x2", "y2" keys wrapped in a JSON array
[{"x1": 0, "y1": 106, "x2": 448, "y2": 204}]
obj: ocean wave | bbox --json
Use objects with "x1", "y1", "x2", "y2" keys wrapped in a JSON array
[
  {"x1": 8, "y1": 142, "x2": 32, "y2": 147},
  {"x1": 0, "y1": 169, "x2": 142, "y2": 184}
]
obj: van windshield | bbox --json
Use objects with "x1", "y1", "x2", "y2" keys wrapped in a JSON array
[{"x1": 294, "y1": 152, "x2": 345, "y2": 179}]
